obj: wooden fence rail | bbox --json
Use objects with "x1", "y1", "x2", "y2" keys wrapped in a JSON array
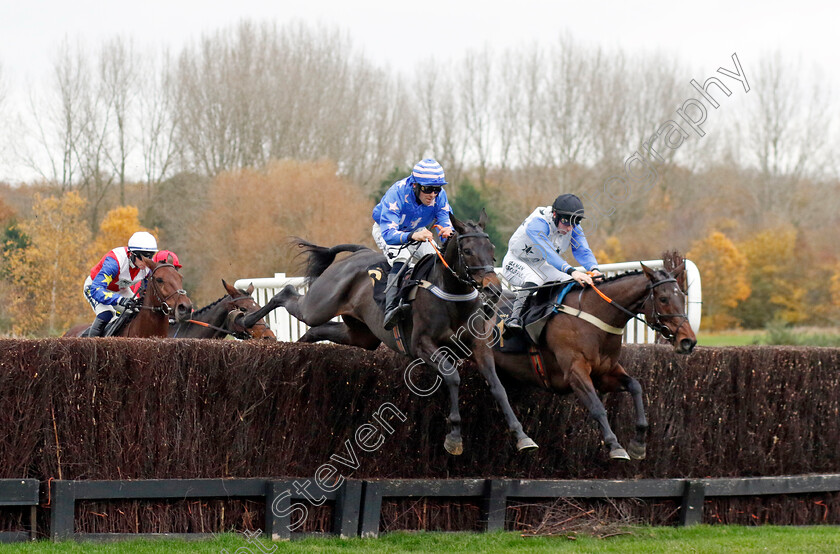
[{"x1": 17, "y1": 474, "x2": 840, "y2": 541}]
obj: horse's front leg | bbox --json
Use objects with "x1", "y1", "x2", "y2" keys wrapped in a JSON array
[
  {"x1": 568, "y1": 360, "x2": 630, "y2": 460},
  {"x1": 415, "y1": 336, "x2": 464, "y2": 456},
  {"x1": 600, "y1": 363, "x2": 648, "y2": 460},
  {"x1": 472, "y1": 343, "x2": 538, "y2": 452}
]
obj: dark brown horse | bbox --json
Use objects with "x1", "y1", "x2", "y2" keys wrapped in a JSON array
[
  {"x1": 169, "y1": 280, "x2": 276, "y2": 340},
  {"x1": 66, "y1": 259, "x2": 192, "y2": 338},
  {"x1": 274, "y1": 212, "x2": 537, "y2": 455},
  {"x1": 299, "y1": 252, "x2": 697, "y2": 461}
]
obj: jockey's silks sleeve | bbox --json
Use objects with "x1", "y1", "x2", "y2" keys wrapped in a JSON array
[
  {"x1": 524, "y1": 218, "x2": 598, "y2": 272},
  {"x1": 88, "y1": 257, "x2": 122, "y2": 305}
]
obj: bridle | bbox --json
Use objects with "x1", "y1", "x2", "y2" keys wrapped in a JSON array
[
  {"x1": 137, "y1": 263, "x2": 188, "y2": 316},
  {"x1": 437, "y1": 230, "x2": 496, "y2": 291},
  {"x1": 180, "y1": 297, "x2": 270, "y2": 340}
]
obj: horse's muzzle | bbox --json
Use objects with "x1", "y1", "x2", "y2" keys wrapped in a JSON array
[
  {"x1": 676, "y1": 337, "x2": 697, "y2": 354},
  {"x1": 481, "y1": 273, "x2": 502, "y2": 297},
  {"x1": 175, "y1": 302, "x2": 193, "y2": 323}
]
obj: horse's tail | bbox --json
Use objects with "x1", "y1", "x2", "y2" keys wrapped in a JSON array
[{"x1": 290, "y1": 238, "x2": 370, "y2": 282}]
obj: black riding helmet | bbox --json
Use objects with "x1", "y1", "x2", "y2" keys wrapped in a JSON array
[{"x1": 552, "y1": 193, "x2": 585, "y2": 227}]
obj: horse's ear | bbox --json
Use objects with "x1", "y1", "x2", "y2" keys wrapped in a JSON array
[
  {"x1": 222, "y1": 279, "x2": 238, "y2": 296},
  {"x1": 640, "y1": 262, "x2": 656, "y2": 281},
  {"x1": 477, "y1": 208, "x2": 488, "y2": 230},
  {"x1": 671, "y1": 262, "x2": 686, "y2": 277},
  {"x1": 166, "y1": 253, "x2": 174, "y2": 265},
  {"x1": 449, "y1": 212, "x2": 465, "y2": 234},
  {"x1": 246, "y1": 283, "x2": 255, "y2": 295}
]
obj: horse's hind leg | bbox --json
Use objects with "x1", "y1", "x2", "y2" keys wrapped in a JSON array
[
  {"x1": 299, "y1": 319, "x2": 381, "y2": 350},
  {"x1": 569, "y1": 362, "x2": 629, "y2": 460},
  {"x1": 473, "y1": 346, "x2": 538, "y2": 452},
  {"x1": 275, "y1": 284, "x2": 341, "y2": 327}
]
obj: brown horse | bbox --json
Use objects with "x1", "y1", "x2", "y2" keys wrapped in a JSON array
[
  {"x1": 299, "y1": 252, "x2": 697, "y2": 461},
  {"x1": 169, "y1": 280, "x2": 276, "y2": 339},
  {"x1": 66, "y1": 259, "x2": 192, "y2": 338},
  {"x1": 274, "y1": 212, "x2": 537, "y2": 455},
  {"x1": 492, "y1": 252, "x2": 696, "y2": 460}
]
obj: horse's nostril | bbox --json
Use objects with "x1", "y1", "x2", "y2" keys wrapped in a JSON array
[{"x1": 681, "y1": 338, "x2": 696, "y2": 353}]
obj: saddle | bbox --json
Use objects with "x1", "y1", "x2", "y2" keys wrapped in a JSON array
[
  {"x1": 367, "y1": 254, "x2": 437, "y2": 313},
  {"x1": 495, "y1": 281, "x2": 577, "y2": 353}
]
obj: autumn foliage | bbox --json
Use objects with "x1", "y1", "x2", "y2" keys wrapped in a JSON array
[
  {"x1": 186, "y1": 159, "x2": 375, "y2": 305},
  {"x1": 3, "y1": 192, "x2": 92, "y2": 335},
  {"x1": 687, "y1": 231, "x2": 751, "y2": 331}
]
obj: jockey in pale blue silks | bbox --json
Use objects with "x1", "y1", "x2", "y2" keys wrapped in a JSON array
[
  {"x1": 372, "y1": 158, "x2": 454, "y2": 330},
  {"x1": 501, "y1": 193, "x2": 604, "y2": 331},
  {"x1": 82, "y1": 231, "x2": 158, "y2": 337}
]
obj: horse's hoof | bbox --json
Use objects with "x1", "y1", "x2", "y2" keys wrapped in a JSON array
[
  {"x1": 609, "y1": 447, "x2": 631, "y2": 461},
  {"x1": 516, "y1": 437, "x2": 539, "y2": 452},
  {"x1": 628, "y1": 439, "x2": 646, "y2": 460},
  {"x1": 444, "y1": 434, "x2": 463, "y2": 456}
]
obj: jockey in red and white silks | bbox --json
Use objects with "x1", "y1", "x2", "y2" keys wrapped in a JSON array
[{"x1": 81, "y1": 231, "x2": 157, "y2": 337}]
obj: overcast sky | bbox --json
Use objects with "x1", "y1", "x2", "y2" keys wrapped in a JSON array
[{"x1": 0, "y1": 0, "x2": 834, "y2": 181}]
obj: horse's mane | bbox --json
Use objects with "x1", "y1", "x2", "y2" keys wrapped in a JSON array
[{"x1": 192, "y1": 295, "x2": 229, "y2": 317}]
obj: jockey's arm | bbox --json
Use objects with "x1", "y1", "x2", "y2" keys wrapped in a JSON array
[
  {"x1": 570, "y1": 226, "x2": 600, "y2": 272},
  {"x1": 88, "y1": 258, "x2": 122, "y2": 306},
  {"x1": 525, "y1": 219, "x2": 574, "y2": 274}
]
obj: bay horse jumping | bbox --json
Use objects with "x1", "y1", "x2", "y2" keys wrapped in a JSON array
[
  {"x1": 299, "y1": 252, "x2": 696, "y2": 461},
  {"x1": 492, "y1": 251, "x2": 697, "y2": 460},
  {"x1": 65, "y1": 259, "x2": 192, "y2": 338},
  {"x1": 169, "y1": 280, "x2": 276, "y2": 339},
  {"x1": 274, "y1": 211, "x2": 537, "y2": 455}
]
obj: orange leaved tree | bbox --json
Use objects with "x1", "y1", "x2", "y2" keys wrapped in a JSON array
[
  {"x1": 90, "y1": 206, "x2": 154, "y2": 266},
  {"x1": 4, "y1": 192, "x2": 92, "y2": 336},
  {"x1": 186, "y1": 159, "x2": 375, "y2": 305},
  {"x1": 687, "y1": 231, "x2": 751, "y2": 331}
]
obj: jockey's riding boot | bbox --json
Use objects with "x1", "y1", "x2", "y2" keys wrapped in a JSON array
[
  {"x1": 382, "y1": 263, "x2": 406, "y2": 331},
  {"x1": 83, "y1": 313, "x2": 111, "y2": 337},
  {"x1": 505, "y1": 283, "x2": 536, "y2": 332}
]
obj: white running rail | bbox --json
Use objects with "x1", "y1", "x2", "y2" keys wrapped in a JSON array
[{"x1": 235, "y1": 259, "x2": 701, "y2": 344}]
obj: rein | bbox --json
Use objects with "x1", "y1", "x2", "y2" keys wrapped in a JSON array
[{"x1": 585, "y1": 275, "x2": 688, "y2": 339}]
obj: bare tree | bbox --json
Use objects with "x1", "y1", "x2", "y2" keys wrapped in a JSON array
[
  {"x1": 138, "y1": 48, "x2": 179, "y2": 199},
  {"x1": 740, "y1": 52, "x2": 833, "y2": 219},
  {"x1": 458, "y1": 48, "x2": 495, "y2": 187},
  {"x1": 21, "y1": 39, "x2": 86, "y2": 188},
  {"x1": 99, "y1": 36, "x2": 139, "y2": 205}
]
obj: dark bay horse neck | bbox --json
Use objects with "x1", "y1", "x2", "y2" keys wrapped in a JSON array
[
  {"x1": 119, "y1": 260, "x2": 192, "y2": 338},
  {"x1": 276, "y1": 210, "x2": 537, "y2": 456},
  {"x1": 170, "y1": 280, "x2": 276, "y2": 339}
]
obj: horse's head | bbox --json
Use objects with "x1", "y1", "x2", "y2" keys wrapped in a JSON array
[
  {"x1": 641, "y1": 260, "x2": 697, "y2": 354},
  {"x1": 221, "y1": 280, "x2": 276, "y2": 340},
  {"x1": 448, "y1": 209, "x2": 501, "y2": 298},
  {"x1": 141, "y1": 257, "x2": 193, "y2": 322}
]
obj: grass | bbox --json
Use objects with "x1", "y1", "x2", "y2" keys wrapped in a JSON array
[
  {"x1": 2, "y1": 527, "x2": 840, "y2": 553},
  {"x1": 698, "y1": 326, "x2": 840, "y2": 347}
]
